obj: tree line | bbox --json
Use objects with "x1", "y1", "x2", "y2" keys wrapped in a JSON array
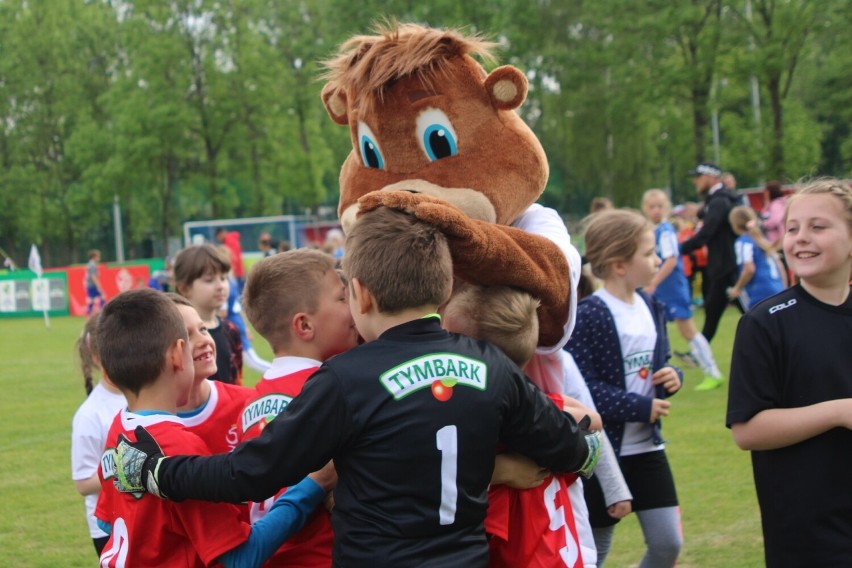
[{"x1": 0, "y1": 0, "x2": 848, "y2": 266}]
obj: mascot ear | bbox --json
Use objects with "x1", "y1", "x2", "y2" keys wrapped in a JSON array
[
  {"x1": 321, "y1": 84, "x2": 349, "y2": 125},
  {"x1": 484, "y1": 65, "x2": 528, "y2": 111}
]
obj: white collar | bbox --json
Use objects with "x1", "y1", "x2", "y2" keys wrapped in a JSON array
[{"x1": 263, "y1": 356, "x2": 322, "y2": 380}]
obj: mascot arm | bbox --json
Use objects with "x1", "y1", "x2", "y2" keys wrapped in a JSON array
[
  {"x1": 449, "y1": 221, "x2": 570, "y2": 348},
  {"x1": 358, "y1": 191, "x2": 570, "y2": 346}
]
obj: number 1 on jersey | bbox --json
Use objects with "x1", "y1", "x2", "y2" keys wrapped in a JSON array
[{"x1": 436, "y1": 425, "x2": 458, "y2": 525}]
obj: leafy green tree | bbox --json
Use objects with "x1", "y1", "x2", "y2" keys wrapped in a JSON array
[
  {"x1": 0, "y1": 1, "x2": 119, "y2": 265},
  {"x1": 795, "y1": 1, "x2": 852, "y2": 177},
  {"x1": 728, "y1": 0, "x2": 819, "y2": 179}
]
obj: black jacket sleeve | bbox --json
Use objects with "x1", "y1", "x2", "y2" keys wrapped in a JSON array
[
  {"x1": 499, "y1": 371, "x2": 590, "y2": 474},
  {"x1": 159, "y1": 369, "x2": 350, "y2": 503},
  {"x1": 680, "y1": 195, "x2": 727, "y2": 255}
]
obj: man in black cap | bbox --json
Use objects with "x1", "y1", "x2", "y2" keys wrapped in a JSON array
[{"x1": 680, "y1": 162, "x2": 742, "y2": 391}]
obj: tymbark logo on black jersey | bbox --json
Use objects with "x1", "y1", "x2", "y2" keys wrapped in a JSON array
[{"x1": 380, "y1": 353, "x2": 487, "y2": 400}]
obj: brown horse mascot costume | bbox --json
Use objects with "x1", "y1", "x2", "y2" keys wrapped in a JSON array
[{"x1": 320, "y1": 23, "x2": 582, "y2": 355}]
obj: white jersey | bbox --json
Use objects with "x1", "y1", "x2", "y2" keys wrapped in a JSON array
[
  {"x1": 70, "y1": 382, "x2": 126, "y2": 538},
  {"x1": 595, "y1": 288, "x2": 662, "y2": 456}
]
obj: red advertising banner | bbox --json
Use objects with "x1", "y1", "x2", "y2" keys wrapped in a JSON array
[{"x1": 58, "y1": 264, "x2": 151, "y2": 316}]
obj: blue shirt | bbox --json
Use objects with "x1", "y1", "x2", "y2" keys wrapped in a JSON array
[
  {"x1": 734, "y1": 235, "x2": 784, "y2": 309},
  {"x1": 653, "y1": 222, "x2": 691, "y2": 309}
]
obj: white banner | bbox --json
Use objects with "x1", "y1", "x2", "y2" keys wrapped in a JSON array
[{"x1": 30, "y1": 278, "x2": 50, "y2": 311}]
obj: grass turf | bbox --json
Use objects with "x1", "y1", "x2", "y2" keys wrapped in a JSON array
[{"x1": 0, "y1": 307, "x2": 760, "y2": 567}]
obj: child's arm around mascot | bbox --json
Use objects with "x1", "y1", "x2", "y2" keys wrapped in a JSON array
[{"x1": 321, "y1": 22, "x2": 581, "y2": 349}]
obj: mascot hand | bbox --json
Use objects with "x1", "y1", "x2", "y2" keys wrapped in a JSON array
[
  {"x1": 407, "y1": 201, "x2": 484, "y2": 244},
  {"x1": 358, "y1": 191, "x2": 487, "y2": 257},
  {"x1": 357, "y1": 190, "x2": 450, "y2": 217}
]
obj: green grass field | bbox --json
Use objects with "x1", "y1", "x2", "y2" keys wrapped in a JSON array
[{"x1": 0, "y1": 307, "x2": 761, "y2": 567}]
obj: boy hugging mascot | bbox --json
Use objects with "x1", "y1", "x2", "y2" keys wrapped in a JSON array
[{"x1": 322, "y1": 22, "x2": 590, "y2": 568}]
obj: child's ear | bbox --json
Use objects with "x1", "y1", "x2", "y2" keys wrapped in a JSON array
[
  {"x1": 169, "y1": 338, "x2": 188, "y2": 371},
  {"x1": 351, "y1": 278, "x2": 373, "y2": 314},
  {"x1": 292, "y1": 312, "x2": 315, "y2": 341}
]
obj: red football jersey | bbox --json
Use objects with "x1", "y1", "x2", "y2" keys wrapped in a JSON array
[
  {"x1": 485, "y1": 361, "x2": 584, "y2": 568},
  {"x1": 487, "y1": 473, "x2": 583, "y2": 568},
  {"x1": 181, "y1": 380, "x2": 254, "y2": 453},
  {"x1": 238, "y1": 359, "x2": 333, "y2": 568},
  {"x1": 96, "y1": 411, "x2": 250, "y2": 567},
  {"x1": 239, "y1": 366, "x2": 317, "y2": 441}
]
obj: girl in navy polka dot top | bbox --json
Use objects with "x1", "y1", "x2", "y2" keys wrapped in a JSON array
[{"x1": 566, "y1": 208, "x2": 683, "y2": 567}]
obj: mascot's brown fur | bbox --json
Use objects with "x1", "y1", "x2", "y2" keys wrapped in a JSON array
[{"x1": 321, "y1": 23, "x2": 571, "y2": 346}]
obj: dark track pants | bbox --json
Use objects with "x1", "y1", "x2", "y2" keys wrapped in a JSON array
[{"x1": 702, "y1": 270, "x2": 743, "y2": 342}]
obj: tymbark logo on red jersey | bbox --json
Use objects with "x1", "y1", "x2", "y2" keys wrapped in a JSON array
[{"x1": 241, "y1": 394, "x2": 294, "y2": 433}]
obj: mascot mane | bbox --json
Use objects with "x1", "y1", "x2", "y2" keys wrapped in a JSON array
[{"x1": 321, "y1": 22, "x2": 497, "y2": 115}]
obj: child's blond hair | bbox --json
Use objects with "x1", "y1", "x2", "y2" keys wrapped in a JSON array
[
  {"x1": 641, "y1": 188, "x2": 671, "y2": 212},
  {"x1": 242, "y1": 249, "x2": 338, "y2": 351},
  {"x1": 729, "y1": 205, "x2": 776, "y2": 254},
  {"x1": 444, "y1": 284, "x2": 540, "y2": 367},
  {"x1": 343, "y1": 207, "x2": 452, "y2": 312},
  {"x1": 784, "y1": 178, "x2": 852, "y2": 231},
  {"x1": 582, "y1": 209, "x2": 652, "y2": 279}
]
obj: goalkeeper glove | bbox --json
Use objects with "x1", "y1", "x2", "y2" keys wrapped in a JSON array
[
  {"x1": 114, "y1": 426, "x2": 168, "y2": 499},
  {"x1": 575, "y1": 415, "x2": 603, "y2": 479}
]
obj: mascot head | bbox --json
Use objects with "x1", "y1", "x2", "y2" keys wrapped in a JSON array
[{"x1": 321, "y1": 22, "x2": 549, "y2": 232}]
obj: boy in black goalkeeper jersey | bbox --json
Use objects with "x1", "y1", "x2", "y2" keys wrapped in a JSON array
[{"x1": 114, "y1": 207, "x2": 600, "y2": 567}]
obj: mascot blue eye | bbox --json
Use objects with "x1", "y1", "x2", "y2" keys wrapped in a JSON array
[
  {"x1": 360, "y1": 135, "x2": 384, "y2": 169},
  {"x1": 357, "y1": 122, "x2": 385, "y2": 169},
  {"x1": 416, "y1": 108, "x2": 459, "y2": 162},
  {"x1": 422, "y1": 125, "x2": 458, "y2": 161}
]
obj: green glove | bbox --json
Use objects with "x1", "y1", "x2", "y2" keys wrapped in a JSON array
[{"x1": 114, "y1": 426, "x2": 168, "y2": 499}]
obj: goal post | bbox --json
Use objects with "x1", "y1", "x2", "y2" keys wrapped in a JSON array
[{"x1": 182, "y1": 214, "x2": 343, "y2": 254}]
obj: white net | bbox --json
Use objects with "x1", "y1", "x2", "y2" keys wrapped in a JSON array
[{"x1": 183, "y1": 214, "x2": 343, "y2": 254}]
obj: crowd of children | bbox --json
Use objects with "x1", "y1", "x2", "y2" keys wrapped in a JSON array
[
  {"x1": 94, "y1": 288, "x2": 335, "y2": 567},
  {"x1": 68, "y1": 177, "x2": 851, "y2": 567}
]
